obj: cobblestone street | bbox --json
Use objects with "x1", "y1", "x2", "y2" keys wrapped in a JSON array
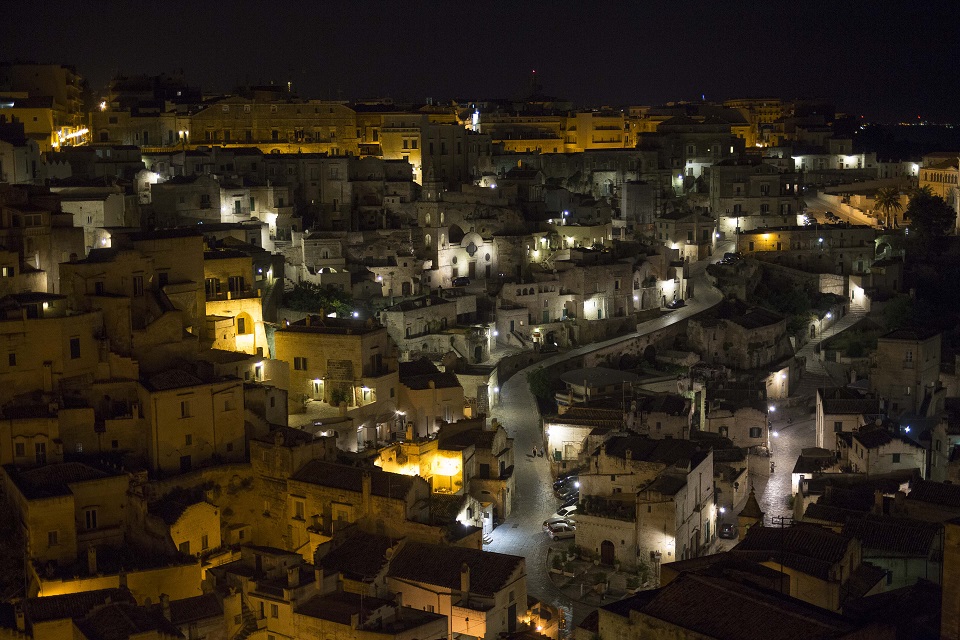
[{"x1": 486, "y1": 251, "x2": 727, "y2": 629}]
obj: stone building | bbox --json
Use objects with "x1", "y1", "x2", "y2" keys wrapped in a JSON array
[
  {"x1": 386, "y1": 542, "x2": 526, "y2": 640},
  {"x1": 869, "y1": 328, "x2": 942, "y2": 418},
  {"x1": 273, "y1": 316, "x2": 399, "y2": 428},
  {"x1": 687, "y1": 299, "x2": 791, "y2": 370}
]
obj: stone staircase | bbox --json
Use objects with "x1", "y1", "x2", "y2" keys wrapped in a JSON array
[
  {"x1": 793, "y1": 304, "x2": 867, "y2": 402},
  {"x1": 233, "y1": 601, "x2": 260, "y2": 640}
]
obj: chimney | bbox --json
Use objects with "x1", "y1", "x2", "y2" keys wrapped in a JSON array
[
  {"x1": 625, "y1": 449, "x2": 633, "y2": 460},
  {"x1": 287, "y1": 566, "x2": 298, "y2": 588},
  {"x1": 361, "y1": 471, "x2": 372, "y2": 516},
  {"x1": 305, "y1": 315, "x2": 311, "y2": 327},
  {"x1": 87, "y1": 547, "x2": 97, "y2": 575},
  {"x1": 460, "y1": 562, "x2": 470, "y2": 604},
  {"x1": 160, "y1": 594, "x2": 171, "y2": 621}
]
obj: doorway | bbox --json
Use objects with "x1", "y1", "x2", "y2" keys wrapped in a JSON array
[{"x1": 600, "y1": 540, "x2": 615, "y2": 565}]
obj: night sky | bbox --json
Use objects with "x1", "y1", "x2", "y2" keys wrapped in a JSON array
[{"x1": 3, "y1": 0, "x2": 959, "y2": 121}]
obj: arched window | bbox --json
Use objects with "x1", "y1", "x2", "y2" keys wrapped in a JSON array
[
  {"x1": 425, "y1": 213, "x2": 431, "y2": 226},
  {"x1": 440, "y1": 212, "x2": 445, "y2": 225},
  {"x1": 425, "y1": 234, "x2": 432, "y2": 247}
]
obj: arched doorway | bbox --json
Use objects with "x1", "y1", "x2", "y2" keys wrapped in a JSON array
[{"x1": 600, "y1": 540, "x2": 615, "y2": 565}]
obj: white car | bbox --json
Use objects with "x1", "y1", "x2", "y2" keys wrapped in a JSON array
[
  {"x1": 546, "y1": 522, "x2": 576, "y2": 540},
  {"x1": 542, "y1": 516, "x2": 570, "y2": 532},
  {"x1": 553, "y1": 505, "x2": 577, "y2": 520}
]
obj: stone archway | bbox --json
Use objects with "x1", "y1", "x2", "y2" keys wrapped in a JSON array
[{"x1": 600, "y1": 540, "x2": 616, "y2": 565}]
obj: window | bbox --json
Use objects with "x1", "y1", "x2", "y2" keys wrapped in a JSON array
[
  {"x1": 94, "y1": 281, "x2": 105, "y2": 295},
  {"x1": 133, "y1": 275, "x2": 144, "y2": 297},
  {"x1": 179, "y1": 541, "x2": 190, "y2": 554},
  {"x1": 293, "y1": 356, "x2": 309, "y2": 371},
  {"x1": 834, "y1": 421, "x2": 843, "y2": 432},
  {"x1": 237, "y1": 317, "x2": 246, "y2": 334},
  {"x1": 7, "y1": 352, "x2": 14, "y2": 367},
  {"x1": 270, "y1": 604, "x2": 279, "y2": 618},
  {"x1": 892, "y1": 453, "x2": 901, "y2": 463},
  {"x1": 749, "y1": 427, "x2": 762, "y2": 438},
  {"x1": 201, "y1": 534, "x2": 209, "y2": 550},
  {"x1": 35, "y1": 442, "x2": 46, "y2": 464},
  {"x1": 295, "y1": 501, "x2": 304, "y2": 519},
  {"x1": 111, "y1": 440, "x2": 119, "y2": 449},
  {"x1": 84, "y1": 508, "x2": 98, "y2": 530},
  {"x1": 180, "y1": 400, "x2": 191, "y2": 418},
  {"x1": 185, "y1": 434, "x2": 192, "y2": 446},
  {"x1": 14, "y1": 442, "x2": 24, "y2": 457},
  {"x1": 70, "y1": 337, "x2": 81, "y2": 359},
  {"x1": 48, "y1": 531, "x2": 59, "y2": 546}
]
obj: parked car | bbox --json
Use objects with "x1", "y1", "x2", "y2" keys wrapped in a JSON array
[
  {"x1": 666, "y1": 299, "x2": 686, "y2": 309},
  {"x1": 546, "y1": 522, "x2": 576, "y2": 540},
  {"x1": 452, "y1": 276, "x2": 471, "y2": 287},
  {"x1": 553, "y1": 505, "x2": 578, "y2": 520},
  {"x1": 542, "y1": 516, "x2": 573, "y2": 532},
  {"x1": 553, "y1": 473, "x2": 578, "y2": 491},
  {"x1": 719, "y1": 523, "x2": 737, "y2": 539},
  {"x1": 556, "y1": 480, "x2": 580, "y2": 499},
  {"x1": 560, "y1": 493, "x2": 579, "y2": 508}
]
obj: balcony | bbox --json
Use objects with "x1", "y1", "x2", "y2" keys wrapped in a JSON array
[{"x1": 206, "y1": 287, "x2": 260, "y2": 302}]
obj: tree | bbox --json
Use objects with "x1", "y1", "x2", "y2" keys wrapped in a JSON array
[
  {"x1": 904, "y1": 191, "x2": 956, "y2": 246},
  {"x1": 873, "y1": 186, "x2": 903, "y2": 228},
  {"x1": 526, "y1": 366, "x2": 553, "y2": 401},
  {"x1": 284, "y1": 282, "x2": 354, "y2": 316}
]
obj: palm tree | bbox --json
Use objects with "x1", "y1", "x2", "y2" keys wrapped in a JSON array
[{"x1": 874, "y1": 186, "x2": 903, "y2": 228}]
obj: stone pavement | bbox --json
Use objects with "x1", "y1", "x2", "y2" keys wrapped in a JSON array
[
  {"x1": 753, "y1": 303, "x2": 868, "y2": 523},
  {"x1": 486, "y1": 246, "x2": 731, "y2": 630}
]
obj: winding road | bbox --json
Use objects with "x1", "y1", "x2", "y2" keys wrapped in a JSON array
[{"x1": 484, "y1": 247, "x2": 729, "y2": 628}]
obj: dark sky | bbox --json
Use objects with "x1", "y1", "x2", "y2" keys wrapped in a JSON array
[{"x1": 3, "y1": 0, "x2": 958, "y2": 121}]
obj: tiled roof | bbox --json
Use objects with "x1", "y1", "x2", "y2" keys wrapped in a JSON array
[
  {"x1": 6, "y1": 462, "x2": 118, "y2": 499},
  {"x1": 144, "y1": 369, "x2": 205, "y2": 391},
  {"x1": 842, "y1": 515, "x2": 939, "y2": 555},
  {"x1": 841, "y1": 579, "x2": 942, "y2": 637},
  {"x1": 908, "y1": 479, "x2": 960, "y2": 508},
  {"x1": 817, "y1": 387, "x2": 881, "y2": 416},
  {"x1": 402, "y1": 371, "x2": 462, "y2": 391},
  {"x1": 291, "y1": 460, "x2": 416, "y2": 500},
  {"x1": 318, "y1": 531, "x2": 393, "y2": 582},
  {"x1": 149, "y1": 494, "x2": 212, "y2": 526},
  {"x1": 610, "y1": 573, "x2": 853, "y2": 639},
  {"x1": 600, "y1": 435, "x2": 701, "y2": 465},
  {"x1": 645, "y1": 474, "x2": 687, "y2": 496},
  {"x1": 24, "y1": 589, "x2": 135, "y2": 624},
  {"x1": 398, "y1": 358, "x2": 441, "y2": 378},
  {"x1": 295, "y1": 591, "x2": 393, "y2": 625},
  {"x1": 879, "y1": 327, "x2": 940, "y2": 342},
  {"x1": 384, "y1": 295, "x2": 452, "y2": 312},
  {"x1": 633, "y1": 393, "x2": 689, "y2": 416},
  {"x1": 76, "y1": 602, "x2": 183, "y2": 640},
  {"x1": 803, "y1": 503, "x2": 862, "y2": 524},
  {"x1": 387, "y1": 542, "x2": 523, "y2": 597},
  {"x1": 733, "y1": 525, "x2": 851, "y2": 580},
  {"x1": 544, "y1": 407, "x2": 623, "y2": 428},
  {"x1": 158, "y1": 594, "x2": 222, "y2": 625},
  {"x1": 853, "y1": 427, "x2": 920, "y2": 450},
  {"x1": 840, "y1": 562, "x2": 887, "y2": 603}
]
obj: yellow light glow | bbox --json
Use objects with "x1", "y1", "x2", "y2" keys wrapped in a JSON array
[{"x1": 434, "y1": 457, "x2": 461, "y2": 476}]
